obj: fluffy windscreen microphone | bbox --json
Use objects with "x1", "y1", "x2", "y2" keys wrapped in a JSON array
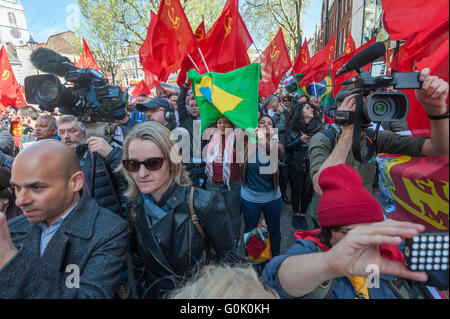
[{"x1": 30, "y1": 47, "x2": 78, "y2": 76}]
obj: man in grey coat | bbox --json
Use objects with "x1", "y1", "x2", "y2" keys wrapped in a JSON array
[{"x1": 0, "y1": 140, "x2": 129, "y2": 298}]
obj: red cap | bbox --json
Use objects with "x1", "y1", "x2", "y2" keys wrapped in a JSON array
[{"x1": 317, "y1": 164, "x2": 385, "y2": 228}]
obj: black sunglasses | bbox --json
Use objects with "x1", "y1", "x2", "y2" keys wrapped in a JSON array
[{"x1": 122, "y1": 157, "x2": 164, "y2": 172}]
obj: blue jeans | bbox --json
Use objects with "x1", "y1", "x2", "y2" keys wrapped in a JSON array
[{"x1": 241, "y1": 197, "x2": 282, "y2": 257}]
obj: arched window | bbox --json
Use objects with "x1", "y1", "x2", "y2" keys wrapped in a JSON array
[{"x1": 8, "y1": 12, "x2": 18, "y2": 26}]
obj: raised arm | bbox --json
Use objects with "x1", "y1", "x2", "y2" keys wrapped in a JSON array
[
  {"x1": 276, "y1": 220, "x2": 427, "y2": 298},
  {"x1": 415, "y1": 68, "x2": 449, "y2": 157}
]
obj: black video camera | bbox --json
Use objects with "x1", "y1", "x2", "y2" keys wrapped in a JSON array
[
  {"x1": 24, "y1": 48, "x2": 128, "y2": 123},
  {"x1": 333, "y1": 42, "x2": 421, "y2": 126}
]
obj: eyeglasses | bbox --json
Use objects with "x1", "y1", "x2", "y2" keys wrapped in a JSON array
[{"x1": 122, "y1": 157, "x2": 164, "y2": 172}]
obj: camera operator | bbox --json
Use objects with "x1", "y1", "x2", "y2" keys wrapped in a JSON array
[
  {"x1": 306, "y1": 68, "x2": 449, "y2": 229},
  {"x1": 57, "y1": 115, "x2": 128, "y2": 218}
]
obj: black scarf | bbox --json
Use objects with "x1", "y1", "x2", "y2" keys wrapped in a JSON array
[{"x1": 295, "y1": 118, "x2": 323, "y2": 135}]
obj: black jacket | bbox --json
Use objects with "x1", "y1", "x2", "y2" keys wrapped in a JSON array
[
  {"x1": 128, "y1": 184, "x2": 239, "y2": 298},
  {"x1": 285, "y1": 129, "x2": 310, "y2": 172},
  {"x1": 176, "y1": 84, "x2": 207, "y2": 187},
  {"x1": 76, "y1": 144, "x2": 127, "y2": 217}
]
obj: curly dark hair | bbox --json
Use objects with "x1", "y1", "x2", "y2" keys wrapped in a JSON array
[{"x1": 286, "y1": 101, "x2": 321, "y2": 130}]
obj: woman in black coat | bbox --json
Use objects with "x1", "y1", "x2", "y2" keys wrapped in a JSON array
[
  {"x1": 119, "y1": 121, "x2": 239, "y2": 298},
  {"x1": 285, "y1": 102, "x2": 323, "y2": 230}
]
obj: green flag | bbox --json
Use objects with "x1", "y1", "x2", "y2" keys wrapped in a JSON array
[{"x1": 187, "y1": 63, "x2": 261, "y2": 134}]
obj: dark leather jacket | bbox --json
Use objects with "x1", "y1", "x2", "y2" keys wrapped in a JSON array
[
  {"x1": 128, "y1": 184, "x2": 239, "y2": 298},
  {"x1": 285, "y1": 129, "x2": 310, "y2": 172},
  {"x1": 75, "y1": 144, "x2": 127, "y2": 217}
]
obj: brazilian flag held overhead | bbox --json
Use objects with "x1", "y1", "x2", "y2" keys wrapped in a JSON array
[{"x1": 187, "y1": 63, "x2": 261, "y2": 134}]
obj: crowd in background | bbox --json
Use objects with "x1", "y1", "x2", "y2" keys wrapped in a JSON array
[{"x1": 0, "y1": 67, "x2": 448, "y2": 299}]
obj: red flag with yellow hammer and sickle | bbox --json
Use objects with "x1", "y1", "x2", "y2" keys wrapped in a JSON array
[
  {"x1": 200, "y1": 0, "x2": 253, "y2": 73},
  {"x1": 254, "y1": 28, "x2": 292, "y2": 97},
  {"x1": 140, "y1": 0, "x2": 196, "y2": 82},
  {"x1": 0, "y1": 45, "x2": 27, "y2": 109},
  {"x1": 76, "y1": 38, "x2": 99, "y2": 71},
  {"x1": 177, "y1": 19, "x2": 208, "y2": 87},
  {"x1": 299, "y1": 34, "x2": 336, "y2": 87},
  {"x1": 292, "y1": 38, "x2": 310, "y2": 75},
  {"x1": 344, "y1": 30, "x2": 356, "y2": 54}
]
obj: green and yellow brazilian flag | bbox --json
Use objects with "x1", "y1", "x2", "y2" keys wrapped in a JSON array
[{"x1": 187, "y1": 63, "x2": 261, "y2": 135}]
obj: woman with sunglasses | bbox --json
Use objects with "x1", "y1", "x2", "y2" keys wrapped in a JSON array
[
  {"x1": 240, "y1": 115, "x2": 284, "y2": 257},
  {"x1": 119, "y1": 121, "x2": 239, "y2": 298}
]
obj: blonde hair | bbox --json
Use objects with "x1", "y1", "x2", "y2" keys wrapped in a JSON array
[
  {"x1": 118, "y1": 121, "x2": 191, "y2": 198},
  {"x1": 166, "y1": 264, "x2": 279, "y2": 299}
]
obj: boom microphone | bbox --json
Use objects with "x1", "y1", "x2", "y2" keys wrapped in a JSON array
[
  {"x1": 30, "y1": 47, "x2": 78, "y2": 77},
  {"x1": 334, "y1": 42, "x2": 386, "y2": 78}
]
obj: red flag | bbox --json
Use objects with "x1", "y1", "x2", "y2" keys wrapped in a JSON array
[
  {"x1": 292, "y1": 38, "x2": 310, "y2": 75},
  {"x1": 201, "y1": 0, "x2": 253, "y2": 73},
  {"x1": 344, "y1": 30, "x2": 356, "y2": 54},
  {"x1": 194, "y1": 19, "x2": 206, "y2": 42},
  {"x1": 139, "y1": 11, "x2": 162, "y2": 77},
  {"x1": 331, "y1": 36, "x2": 376, "y2": 96},
  {"x1": 254, "y1": 28, "x2": 292, "y2": 97},
  {"x1": 16, "y1": 86, "x2": 27, "y2": 107},
  {"x1": 77, "y1": 38, "x2": 99, "y2": 70},
  {"x1": 131, "y1": 81, "x2": 149, "y2": 97},
  {"x1": 131, "y1": 70, "x2": 159, "y2": 98},
  {"x1": 299, "y1": 34, "x2": 336, "y2": 87},
  {"x1": 177, "y1": 20, "x2": 208, "y2": 87},
  {"x1": 140, "y1": 0, "x2": 196, "y2": 82},
  {"x1": 0, "y1": 45, "x2": 27, "y2": 109},
  {"x1": 383, "y1": 0, "x2": 449, "y2": 136},
  {"x1": 382, "y1": 0, "x2": 448, "y2": 41}
]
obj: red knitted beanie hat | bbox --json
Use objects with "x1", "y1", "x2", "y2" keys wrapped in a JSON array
[{"x1": 317, "y1": 164, "x2": 385, "y2": 228}]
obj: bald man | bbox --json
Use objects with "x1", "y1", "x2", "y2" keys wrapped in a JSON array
[{"x1": 0, "y1": 140, "x2": 129, "y2": 298}]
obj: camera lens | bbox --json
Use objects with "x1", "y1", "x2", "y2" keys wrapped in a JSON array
[
  {"x1": 37, "y1": 80, "x2": 58, "y2": 102},
  {"x1": 373, "y1": 101, "x2": 389, "y2": 116}
]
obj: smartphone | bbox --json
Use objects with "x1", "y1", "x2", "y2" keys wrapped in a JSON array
[{"x1": 404, "y1": 231, "x2": 449, "y2": 272}]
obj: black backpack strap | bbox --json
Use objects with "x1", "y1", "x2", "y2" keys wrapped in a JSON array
[{"x1": 320, "y1": 128, "x2": 340, "y2": 149}]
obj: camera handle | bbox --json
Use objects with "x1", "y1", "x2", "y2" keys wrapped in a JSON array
[{"x1": 351, "y1": 93, "x2": 380, "y2": 163}]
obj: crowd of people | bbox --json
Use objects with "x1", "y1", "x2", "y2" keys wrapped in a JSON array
[{"x1": 0, "y1": 66, "x2": 448, "y2": 299}]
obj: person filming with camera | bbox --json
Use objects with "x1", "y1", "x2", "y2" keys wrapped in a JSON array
[
  {"x1": 305, "y1": 67, "x2": 449, "y2": 229},
  {"x1": 57, "y1": 115, "x2": 127, "y2": 218}
]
